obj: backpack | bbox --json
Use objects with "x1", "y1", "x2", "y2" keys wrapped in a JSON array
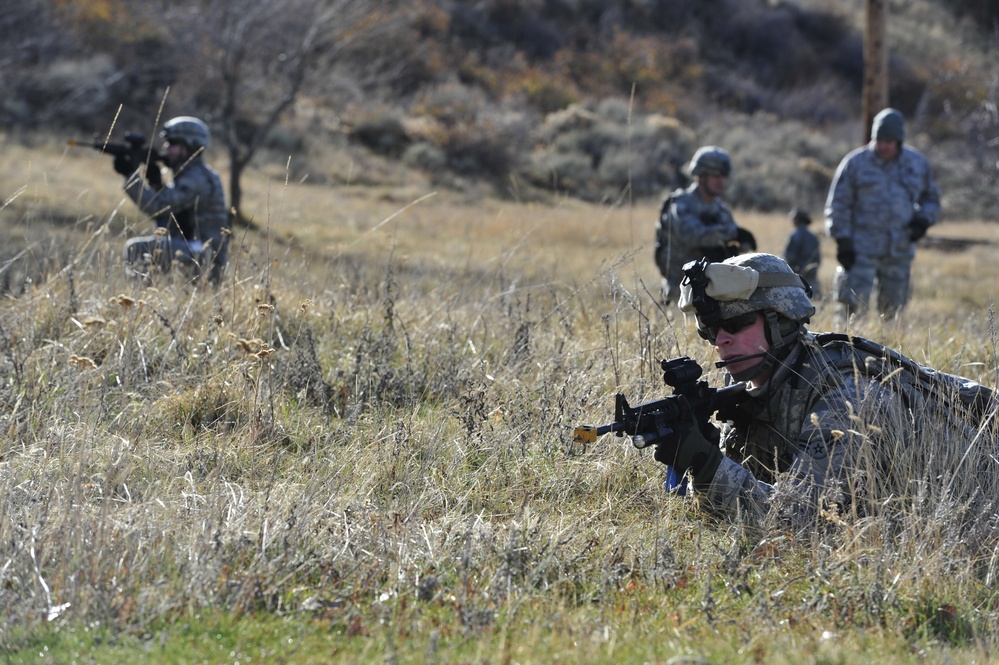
[{"x1": 813, "y1": 332, "x2": 996, "y2": 422}]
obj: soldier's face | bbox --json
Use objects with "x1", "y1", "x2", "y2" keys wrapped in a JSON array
[
  {"x1": 874, "y1": 139, "x2": 900, "y2": 161},
  {"x1": 713, "y1": 313, "x2": 770, "y2": 381},
  {"x1": 163, "y1": 141, "x2": 189, "y2": 168},
  {"x1": 699, "y1": 173, "x2": 728, "y2": 199}
]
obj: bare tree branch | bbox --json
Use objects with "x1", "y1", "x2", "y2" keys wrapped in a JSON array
[{"x1": 163, "y1": 0, "x2": 373, "y2": 217}]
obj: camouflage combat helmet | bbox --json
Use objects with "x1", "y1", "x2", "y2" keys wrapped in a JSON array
[
  {"x1": 871, "y1": 108, "x2": 905, "y2": 143},
  {"x1": 161, "y1": 116, "x2": 211, "y2": 150},
  {"x1": 680, "y1": 253, "x2": 814, "y2": 323},
  {"x1": 686, "y1": 146, "x2": 732, "y2": 177},
  {"x1": 678, "y1": 253, "x2": 814, "y2": 381}
]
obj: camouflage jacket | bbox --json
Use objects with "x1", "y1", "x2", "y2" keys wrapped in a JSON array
[
  {"x1": 125, "y1": 157, "x2": 228, "y2": 246},
  {"x1": 655, "y1": 183, "x2": 739, "y2": 289},
  {"x1": 824, "y1": 143, "x2": 940, "y2": 259},
  {"x1": 783, "y1": 227, "x2": 820, "y2": 283},
  {"x1": 697, "y1": 333, "x2": 994, "y2": 527}
]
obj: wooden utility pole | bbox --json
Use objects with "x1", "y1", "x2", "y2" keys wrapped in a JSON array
[{"x1": 862, "y1": 0, "x2": 888, "y2": 143}]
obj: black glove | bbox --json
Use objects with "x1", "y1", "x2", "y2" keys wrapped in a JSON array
[
  {"x1": 653, "y1": 405, "x2": 723, "y2": 487},
  {"x1": 734, "y1": 226, "x2": 757, "y2": 253},
  {"x1": 907, "y1": 212, "x2": 930, "y2": 242},
  {"x1": 145, "y1": 162, "x2": 163, "y2": 188},
  {"x1": 113, "y1": 153, "x2": 135, "y2": 177},
  {"x1": 836, "y1": 237, "x2": 856, "y2": 271}
]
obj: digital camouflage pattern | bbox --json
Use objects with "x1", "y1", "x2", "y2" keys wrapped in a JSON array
[
  {"x1": 783, "y1": 225, "x2": 821, "y2": 296},
  {"x1": 655, "y1": 183, "x2": 739, "y2": 302},
  {"x1": 679, "y1": 252, "x2": 815, "y2": 323},
  {"x1": 124, "y1": 155, "x2": 229, "y2": 277},
  {"x1": 825, "y1": 143, "x2": 939, "y2": 260},
  {"x1": 696, "y1": 333, "x2": 996, "y2": 528},
  {"x1": 824, "y1": 124, "x2": 940, "y2": 313},
  {"x1": 686, "y1": 145, "x2": 731, "y2": 177}
]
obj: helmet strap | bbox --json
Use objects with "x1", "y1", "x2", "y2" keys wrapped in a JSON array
[{"x1": 727, "y1": 312, "x2": 802, "y2": 383}]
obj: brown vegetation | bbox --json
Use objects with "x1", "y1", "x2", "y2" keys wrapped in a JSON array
[
  {"x1": 3, "y1": 0, "x2": 999, "y2": 219},
  {"x1": 1, "y1": 136, "x2": 998, "y2": 661}
]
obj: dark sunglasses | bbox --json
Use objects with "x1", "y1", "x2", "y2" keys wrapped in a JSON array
[{"x1": 701, "y1": 311, "x2": 760, "y2": 341}]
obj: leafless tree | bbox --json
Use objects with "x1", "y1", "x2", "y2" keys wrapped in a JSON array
[{"x1": 164, "y1": 0, "x2": 374, "y2": 220}]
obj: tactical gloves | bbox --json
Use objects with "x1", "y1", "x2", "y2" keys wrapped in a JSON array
[
  {"x1": 835, "y1": 237, "x2": 856, "y2": 271},
  {"x1": 908, "y1": 212, "x2": 931, "y2": 241},
  {"x1": 114, "y1": 148, "x2": 163, "y2": 187},
  {"x1": 113, "y1": 153, "x2": 135, "y2": 177},
  {"x1": 653, "y1": 399, "x2": 724, "y2": 488},
  {"x1": 145, "y1": 162, "x2": 163, "y2": 188},
  {"x1": 735, "y1": 226, "x2": 757, "y2": 253}
]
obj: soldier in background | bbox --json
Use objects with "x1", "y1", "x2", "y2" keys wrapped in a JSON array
[
  {"x1": 782, "y1": 208, "x2": 821, "y2": 298},
  {"x1": 115, "y1": 116, "x2": 230, "y2": 283},
  {"x1": 650, "y1": 252, "x2": 995, "y2": 529},
  {"x1": 654, "y1": 146, "x2": 755, "y2": 305},
  {"x1": 825, "y1": 108, "x2": 940, "y2": 318}
]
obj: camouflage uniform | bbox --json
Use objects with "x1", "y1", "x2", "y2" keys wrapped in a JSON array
[
  {"x1": 825, "y1": 109, "x2": 940, "y2": 315},
  {"x1": 699, "y1": 333, "x2": 994, "y2": 527},
  {"x1": 120, "y1": 117, "x2": 229, "y2": 282},
  {"x1": 123, "y1": 154, "x2": 229, "y2": 280},
  {"x1": 675, "y1": 252, "x2": 995, "y2": 530},
  {"x1": 655, "y1": 183, "x2": 739, "y2": 303},
  {"x1": 783, "y1": 225, "x2": 821, "y2": 297}
]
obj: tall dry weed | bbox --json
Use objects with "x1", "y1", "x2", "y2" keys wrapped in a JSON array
[{"x1": 2, "y1": 146, "x2": 999, "y2": 657}]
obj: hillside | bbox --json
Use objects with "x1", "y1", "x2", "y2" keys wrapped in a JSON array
[
  {"x1": 5, "y1": 3, "x2": 999, "y2": 662},
  {"x1": 2, "y1": 0, "x2": 999, "y2": 219}
]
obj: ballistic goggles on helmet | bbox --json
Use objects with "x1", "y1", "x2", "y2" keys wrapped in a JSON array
[{"x1": 678, "y1": 258, "x2": 811, "y2": 339}]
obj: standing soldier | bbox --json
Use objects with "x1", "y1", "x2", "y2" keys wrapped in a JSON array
[
  {"x1": 825, "y1": 107, "x2": 940, "y2": 318},
  {"x1": 783, "y1": 208, "x2": 821, "y2": 298},
  {"x1": 655, "y1": 146, "x2": 755, "y2": 305},
  {"x1": 115, "y1": 116, "x2": 230, "y2": 283}
]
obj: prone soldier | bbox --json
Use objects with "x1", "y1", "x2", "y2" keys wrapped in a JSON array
[{"x1": 584, "y1": 253, "x2": 996, "y2": 532}]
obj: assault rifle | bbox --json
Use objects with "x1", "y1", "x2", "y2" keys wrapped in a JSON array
[
  {"x1": 69, "y1": 131, "x2": 164, "y2": 162},
  {"x1": 68, "y1": 132, "x2": 165, "y2": 185},
  {"x1": 574, "y1": 356, "x2": 747, "y2": 450}
]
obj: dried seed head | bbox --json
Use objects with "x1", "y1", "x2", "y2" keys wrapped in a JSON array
[
  {"x1": 82, "y1": 316, "x2": 106, "y2": 331},
  {"x1": 235, "y1": 338, "x2": 270, "y2": 355},
  {"x1": 110, "y1": 295, "x2": 136, "y2": 309},
  {"x1": 69, "y1": 354, "x2": 97, "y2": 371}
]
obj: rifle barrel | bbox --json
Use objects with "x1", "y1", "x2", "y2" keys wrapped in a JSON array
[{"x1": 572, "y1": 423, "x2": 620, "y2": 444}]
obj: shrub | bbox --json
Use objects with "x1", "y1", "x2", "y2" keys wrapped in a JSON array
[
  {"x1": 439, "y1": 122, "x2": 518, "y2": 180},
  {"x1": 522, "y1": 150, "x2": 596, "y2": 196},
  {"x1": 349, "y1": 111, "x2": 410, "y2": 157},
  {"x1": 510, "y1": 68, "x2": 579, "y2": 115},
  {"x1": 402, "y1": 141, "x2": 447, "y2": 173}
]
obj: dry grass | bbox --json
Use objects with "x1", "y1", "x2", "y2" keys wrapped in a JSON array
[{"x1": 1, "y1": 138, "x2": 998, "y2": 662}]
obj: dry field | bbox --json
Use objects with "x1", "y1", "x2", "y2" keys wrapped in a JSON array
[{"x1": 2, "y1": 137, "x2": 999, "y2": 663}]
